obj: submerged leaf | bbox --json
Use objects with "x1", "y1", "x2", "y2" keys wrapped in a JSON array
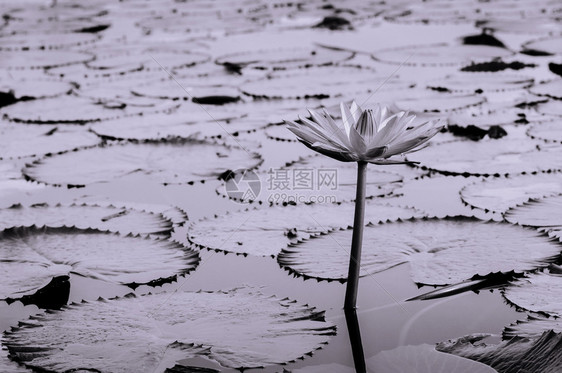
[
  {"x1": 460, "y1": 174, "x2": 562, "y2": 213},
  {"x1": 278, "y1": 217, "x2": 562, "y2": 284},
  {"x1": 436, "y1": 331, "x2": 562, "y2": 373},
  {"x1": 0, "y1": 203, "x2": 174, "y2": 237},
  {"x1": 23, "y1": 140, "x2": 262, "y2": 187},
  {"x1": 0, "y1": 226, "x2": 199, "y2": 299},
  {"x1": 188, "y1": 202, "x2": 421, "y2": 257},
  {"x1": 4, "y1": 288, "x2": 335, "y2": 372}
]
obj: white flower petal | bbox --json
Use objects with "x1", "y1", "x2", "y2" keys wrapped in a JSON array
[
  {"x1": 350, "y1": 101, "x2": 362, "y2": 123},
  {"x1": 340, "y1": 102, "x2": 354, "y2": 136}
]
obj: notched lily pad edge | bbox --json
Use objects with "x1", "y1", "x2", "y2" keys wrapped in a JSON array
[
  {"x1": 503, "y1": 192, "x2": 562, "y2": 228},
  {"x1": 2, "y1": 201, "x2": 178, "y2": 235},
  {"x1": 277, "y1": 216, "x2": 562, "y2": 284},
  {"x1": 21, "y1": 138, "x2": 263, "y2": 188},
  {"x1": 501, "y1": 266, "x2": 562, "y2": 318},
  {"x1": 3, "y1": 288, "x2": 337, "y2": 371},
  {"x1": 0, "y1": 225, "x2": 201, "y2": 294}
]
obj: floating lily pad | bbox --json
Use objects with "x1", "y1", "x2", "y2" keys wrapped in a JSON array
[
  {"x1": 0, "y1": 124, "x2": 100, "y2": 160},
  {"x1": 537, "y1": 100, "x2": 562, "y2": 117},
  {"x1": 240, "y1": 66, "x2": 413, "y2": 100},
  {"x1": 447, "y1": 105, "x2": 540, "y2": 129},
  {"x1": 188, "y1": 202, "x2": 421, "y2": 257},
  {"x1": 215, "y1": 46, "x2": 353, "y2": 71},
  {"x1": 505, "y1": 194, "x2": 562, "y2": 230},
  {"x1": 427, "y1": 73, "x2": 533, "y2": 93},
  {"x1": 91, "y1": 111, "x2": 266, "y2": 141},
  {"x1": 503, "y1": 270, "x2": 562, "y2": 317},
  {"x1": 278, "y1": 217, "x2": 562, "y2": 284},
  {"x1": 436, "y1": 331, "x2": 562, "y2": 373},
  {"x1": 0, "y1": 32, "x2": 100, "y2": 51},
  {"x1": 410, "y1": 139, "x2": 562, "y2": 177},
  {"x1": 0, "y1": 203, "x2": 174, "y2": 237},
  {"x1": 527, "y1": 121, "x2": 562, "y2": 143},
  {"x1": 23, "y1": 140, "x2": 262, "y2": 187},
  {"x1": 0, "y1": 50, "x2": 93, "y2": 69},
  {"x1": 393, "y1": 92, "x2": 485, "y2": 113},
  {"x1": 0, "y1": 79, "x2": 74, "y2": 101},
  {"x1": 522, "y1": 36, "x2": 562, "y2": 56},
  {"x1": 0, "y1": 226, "x2": 199, "y2": 299},
  {"x1": 264, "y1": 124, "x2": 299, "y2": 142},
  {"x1": 460, "y1": 174, "x2": 562, "y2": 213},
  {"x1": 480, "y1": 18, "x2": 561, "y2": 34},
  {"x1": 372, "y1": 43, "x2": 511, "y2": 67},
  {"x1": 4, "y1": 288, "x2": 335, "y2": 371},
  {"x1": 1, "y1": 95, "x2": 178, "y2": 124},
  {"x1": 529, "y1": 79, "x2": 562, "y2": 100},
  {"x1": 217, "y1": 155, "x2": 404, "y2": 204}
]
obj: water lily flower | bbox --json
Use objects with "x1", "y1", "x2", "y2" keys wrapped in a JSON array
[
  {"x1": 285, "y1": 101, "x2": 443, "y2": 164},
  {"x1": 285, "y1": 101, "x2": 443, "y2": 310}
]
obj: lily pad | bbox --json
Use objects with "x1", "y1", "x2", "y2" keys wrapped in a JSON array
[
  {"x1": 0, "y1": 203, "x2": 174, "y2": 237},
  {"x1": 0, "y1": 50, "x2": 93, "y2": 69},
  {"x1": 88, "y1": 103, "x2": 266, "y2": 141},
  {"x1": 537, "y1": 100, "x2": 562, "y2": 117},
  {"x1": 1, "y1": 95, "x2": 178, "y2": 124},
  {"x1": 0, "y1": 226, "x2": 199, "y2": 299},
  {"x1": 215, "y1": 46, "x2": 353, "y2": 71},
  {"x1": 217, "y1": 155, "x2": 403, "y2": 204},
  {"x1": 503, "y1": 270, "x2": 562, "y2": 317},
  {"x1": 409, "y1": 139, "x2": 562, "y2": 177},
  {"x1": 371, "y1": 43, "x2": 511, "y2": 67},
  {"x1": 240, "y1": 66, "x2": 413, "y2": 100},
  {"x1": 264, "y1": 124, "x2": 299, "y2": 142},
  {"x1": 529, "y1": 79, "x2": 562, "y2": 100},
  {"x1": 4, "y1": 288, "x2": 335, "y2": 371},
  {"x1": 480, "y1": 18, "x2": 561, "y2": 35},
  {"x1": 522, "y1": 36, "x2": 562, "y2": 56},
  {"x1": 0, "y1": 79, "x2": 74, "y2": 101},
  {"x1": 460, "y1": 174, "x2": 562, "y2": 214},
  {"x1": 0, "y1": 32, "x2": 100, "y2": 51},
  {"x1": 0, "y1": 124, "x2": 100, "y2": 160},
  {"x1": 393, "y1": 92, "x2": 485, "y2": 113},
  {"x1": 436, "y1": 331, "x2": 562, "y2": 373},
  {"x1": 277, "y1": 217, "x2": 562, "y2": 284},
  {"x1": 23, "y1": 140, "x2": 262, "y2": 187},
  {"x1": 427, "y1": 73, "x2": 533, "y2": 94},
  {"x1": 505, "y1": 194, "x2": 562, "y2": 230},
  {"x1": 188, "y1": 202, "x2": 421, "y2": 257},
  {"x1": 527, "y1": 121, "x2": 562, "y2": 144}
]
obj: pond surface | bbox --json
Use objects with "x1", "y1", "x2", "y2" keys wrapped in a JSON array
[{"x1": 1, "y1": 1, "x2": 561, "y2": 372}]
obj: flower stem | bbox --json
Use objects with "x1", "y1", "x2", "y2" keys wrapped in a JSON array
[{"x1": 344, "y1": 161, "x2": 368, "y2": 310}]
